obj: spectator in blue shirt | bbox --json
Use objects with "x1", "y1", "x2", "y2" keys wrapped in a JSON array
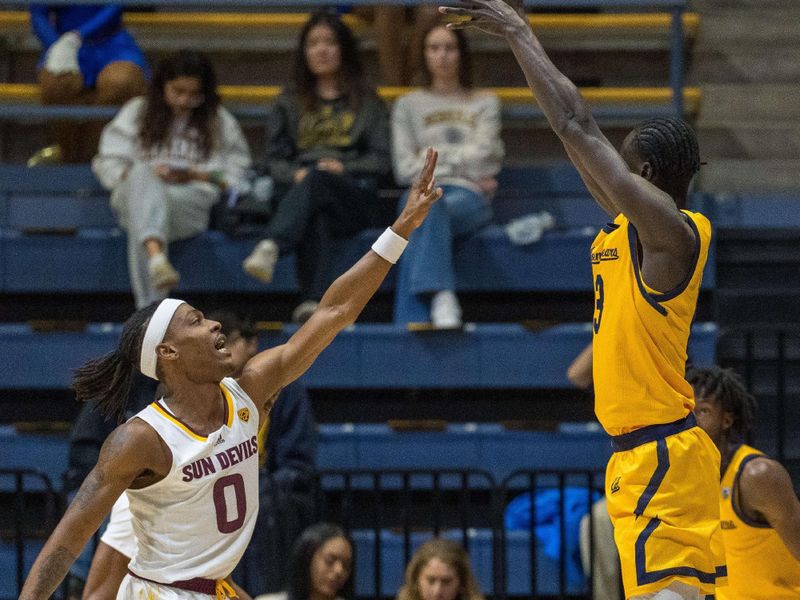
[{"x1": 29, "y1": 4, "x2": 149, "y2": 163}]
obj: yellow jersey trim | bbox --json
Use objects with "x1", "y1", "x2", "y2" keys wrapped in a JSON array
[{"x1": 150, "y1": 383, "x2": 235, "y2": 442}]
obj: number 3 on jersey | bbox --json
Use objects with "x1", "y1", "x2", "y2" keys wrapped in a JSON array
[
  {"x1": 213, "y1": 473, "x2": 246, "y2": 533},
  {"x1": 593, "y1": 274, "x2": 604, "y2": 333}
]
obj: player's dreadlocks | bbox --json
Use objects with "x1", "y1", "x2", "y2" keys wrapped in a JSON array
[
  {"x1": 71, "y1": 302, "x2": 160, "y2": 423},
  {"x1": 630, "y1": 117, "x2": 701, "y2": 205},
  {"x1": 687, "y1": 366, "x2": 757, "y2": 440}
]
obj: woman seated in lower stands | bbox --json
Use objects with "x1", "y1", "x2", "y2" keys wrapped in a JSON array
[
  {"x1": 391, "y1": 22, "x2": 504, "y2": 328},
  {"x1": 396, "y1": 538, "x2": 485, "y2": 600},
  {"x1": 256, "y1": 522, "x2": 354, "y2": 600},
  {"x1": 92, "y1": 50, "x2": 251, "y2": 309}
]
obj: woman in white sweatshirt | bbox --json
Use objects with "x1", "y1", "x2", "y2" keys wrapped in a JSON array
[
  {"x1": 92, "y1": 50, "x2": 251, "y2": 308},
  {"x1": 391, "y1": 23, "x2": 504, "y2": 327}
]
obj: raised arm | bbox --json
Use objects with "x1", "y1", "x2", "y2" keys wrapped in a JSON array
[
  {"x1": 238, "y1": 149, "x2": 443, "y2": 417},
  {"x1": 20, "y1": 420, "x2": 169, "y2": 600},
  {"x1": 739, "y1": 457, "x2": 800, "y2": 561},
  {"x1": 440, "y1": 0, "x2": 695, "y2": 284}
]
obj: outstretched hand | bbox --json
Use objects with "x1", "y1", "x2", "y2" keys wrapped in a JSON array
[
  {"x1": 439, "y1": 0, "x2": 527, "y2": 37},
  {"x1": 393, "y1": 148, "x2": 444, "y2": 237}
]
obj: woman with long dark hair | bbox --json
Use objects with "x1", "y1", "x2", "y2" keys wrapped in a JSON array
[
  {"x1": 243, "y1": 11, "x2": 391, "y2": 323},
  {"x1": 19, "y1": 151, "x2": 443, "y2": 600},
  {"x1": 93, "y1": 50, "x2": 251, "y2": 309},
  {"x1": 391, "y1": 23, "x2": 503, "y2": 328},
  {"x1": 257, "y1": 523, "x2": 355, "y2": 600}
]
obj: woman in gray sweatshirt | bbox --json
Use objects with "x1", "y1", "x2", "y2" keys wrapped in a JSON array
[
  {"x1": 243, "y1": 11, "x2": 391, "y2": 323},
  {"x1": 92, "y1": 51, "x2": 251, "y2": 309},
  {"x1": 391, "y1": 23, "x2": 504, "y2": 327}
]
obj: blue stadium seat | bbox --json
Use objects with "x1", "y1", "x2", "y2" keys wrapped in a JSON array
[
  {"x1": 349, "y1": 529, "x2": 580, "y2": 597},
  {"x1": 0, "y1": 163, "x2": 718, "y2": 293},
  {"x1": 0, "y1": 227, "x2": 603, "y2": 294},
  {"x1": 710, "y1": 192, "x2": 800, "y2": 228},
  {"x1": 0, "y1": 540, "x2": 42, "y2": 600},
  {"x1": 316, "y1": 424, "x2": 611, "y2": 478},
  {"x1": 0, "y1": 322, "x2": 718, "y2": 390}
]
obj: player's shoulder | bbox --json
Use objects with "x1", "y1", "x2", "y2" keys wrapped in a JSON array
[
  {"x1": 740, "y1": 454, "x2": 787, "y2": 485},
  {"x1": 98, "y1": 417, "x2": 171, "y2": 473}
]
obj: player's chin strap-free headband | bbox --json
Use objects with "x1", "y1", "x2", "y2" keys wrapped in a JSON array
[{"x1": 140, "y1": 298, "x2": 185, "y2": 381}]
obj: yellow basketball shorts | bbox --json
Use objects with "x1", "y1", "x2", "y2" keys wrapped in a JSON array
[{"x1": 605, "y1": 414, "x2": 727, "y2": 598}]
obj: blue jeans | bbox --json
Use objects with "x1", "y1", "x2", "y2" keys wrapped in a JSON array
[{"x1": 394, "y1": 184, "x2": 492, "y2": 323}]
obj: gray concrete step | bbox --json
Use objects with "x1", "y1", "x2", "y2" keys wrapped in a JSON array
[
  {"x1": 696, "y1": 159, "x2": 800, "y2": 192},
  {"x1": 698, "y1": 84, "x2": 800, "y2": 125},
  {"x1": 698, "y1": 124, "x2": 800, "y2": 160},
  {"x1": 695, "y1": 9, "x2": 800, "y2": 50},
  {"x1": 690, "y1": 49, "x2": 800, "y2": 85}
]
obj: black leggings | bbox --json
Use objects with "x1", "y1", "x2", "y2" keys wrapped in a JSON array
[{"x1": 265, "y1": 169, "x2": 377, "y2": 301}]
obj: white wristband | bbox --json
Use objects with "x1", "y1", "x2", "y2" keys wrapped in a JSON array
[{"x1": 371, "y1": 227, "x2": 408, "y2": 264}]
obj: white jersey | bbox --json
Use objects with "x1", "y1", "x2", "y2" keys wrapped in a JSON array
[
  {"x1": 101, "y1": 492, "x2": 136, "y2": 559},
  {"x1": 126, "y1": 377, "x2": 260, "y2": 582}
]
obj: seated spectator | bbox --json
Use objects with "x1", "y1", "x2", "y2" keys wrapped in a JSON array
[
  {"x1": 30, "y1": 4, "x2": 148, "y2": 164},
  {"x1": 76, "y1": 311, "x2": 314, "y2": 600},
  {"x1": 391, "y1": 23, "x2": 503, "y2": 328},
  {"x1": 242, "y1": 11, "x2": 391, "y2": 323},
  {"x1": 396, "y1": 538, "x2": 485, "y2": 600},
  {"x1": 256, "y1": 523, "x2": 354, "y2": 600},
  {"x1": 92, "y1": 51, "x2": 251, "y2": 309}
]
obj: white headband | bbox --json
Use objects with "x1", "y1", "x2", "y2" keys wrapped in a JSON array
[{"x1": 140, "y1": 299, "x2": 185, "y2": 380}]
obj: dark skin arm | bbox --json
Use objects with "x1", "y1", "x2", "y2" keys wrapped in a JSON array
[
  {"x1": 238, "y1": 149, "x2": 444, "y2": 425},
  {"x1": 440, "y1": 0, "x2": 695, "y2": 293},
  {"x1": 20, "y1": 420, "x2": 170, "y2": 600},
  {"x1": 739, "y1": 457, "x2": 800, "y2": 561},
  {"x1": 82, "y1": 542, "x2": 129, "y2": 600}
]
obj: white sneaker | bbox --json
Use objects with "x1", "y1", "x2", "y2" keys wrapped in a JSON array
[
  {"x1": 243, "y1": 239, "x2": 279, "y2": 283},
  {"x1": 431, "y1": 290, "x2": 462, "y2": 329},
  {"x1": 291, "y1": 300, "x2": 319, "y2": 324},
  {"x1": 148, "y1": 253, "x2": 179, "y2": 290}
]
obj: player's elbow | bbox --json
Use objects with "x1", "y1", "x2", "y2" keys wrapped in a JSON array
[{"x1": 567, "y1": 364, "x2": 592, "y2": 390}]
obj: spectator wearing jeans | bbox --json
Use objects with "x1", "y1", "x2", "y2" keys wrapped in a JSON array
[
  {"x1": 242, "y1": 11, "x2": 391, "y2": 323},
  {"x1": 30, "y1": 4, "x2": 149, "y2": 164},
  {"x1": 92, "y1": 51, "x2": 251, "y2": 309},
  {"x1": 396, "y1": 538, "x2": 485, "y2": 600},
  {"x1": 391, "y1": 23, "x2": 503, "y2": 328}
]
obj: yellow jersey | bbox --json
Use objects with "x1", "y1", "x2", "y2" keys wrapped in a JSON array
[
  {"x1": 717, "y1": 444, "x2": 800, "y2": 600},
  {"x1": 591, "y1": 210, "x2": 711, "y2": 436}
]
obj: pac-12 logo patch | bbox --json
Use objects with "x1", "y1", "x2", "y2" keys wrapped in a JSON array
[
  {"x1": 238, "y1": 408, "x2": 250, "y2": 422},
  {"x1": 722, "y1": 487, "x2": 731, "y2": 499}
]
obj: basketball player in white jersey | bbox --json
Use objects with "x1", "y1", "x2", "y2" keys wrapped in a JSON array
[{"x1": 19, "y1": 149, "x2": 444, "y2": 600}]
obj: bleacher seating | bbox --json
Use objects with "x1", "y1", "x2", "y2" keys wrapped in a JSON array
[
  {"x1": 0, "y1": 164, "x2": 717, "y2": 296},
  {"x1": 0, "y1": 322, "x2": 718, "y2": 391}
]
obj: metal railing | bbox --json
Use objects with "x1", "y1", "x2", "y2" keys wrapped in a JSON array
[
  {"x1": 317, "y1": 467, "x2": 607, "y2": 599},
  {"x1": 0, "y1": 469, "x2": 60, "y2": 599},
  {"x1": 717, "y1": 324, "x2": 800, "y2": 464},
  {"x1": 4, "y1": 465, "x2": 619, "y2": 599}
]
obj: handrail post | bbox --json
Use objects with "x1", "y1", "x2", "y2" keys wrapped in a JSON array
[{"x1": 669, "y1": 4, "x2": 685, "y2": 117}]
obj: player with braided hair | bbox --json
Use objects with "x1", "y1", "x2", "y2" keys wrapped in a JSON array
[
  {"x1": 689, "y1": 367, "x2": 800, "y2": 599},
  {"x1": 440, "y1": 0, "x2": 724, "y2": 597}
]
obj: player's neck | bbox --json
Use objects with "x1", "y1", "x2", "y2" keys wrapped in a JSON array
[
  {"x1": 164, "y1": 380, "x2": 227, "y2": 433},
  {"x1": 720, "y1": 437, "x2": 737, "y2": 478}
]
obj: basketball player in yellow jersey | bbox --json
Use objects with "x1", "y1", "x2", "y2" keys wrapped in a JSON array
[
  {"x1": 439, "y1": 0, "x2": 725, "y2": 597},
  {"x1": 689, "y1": 367, "x2": 800, "y2": 599}
]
